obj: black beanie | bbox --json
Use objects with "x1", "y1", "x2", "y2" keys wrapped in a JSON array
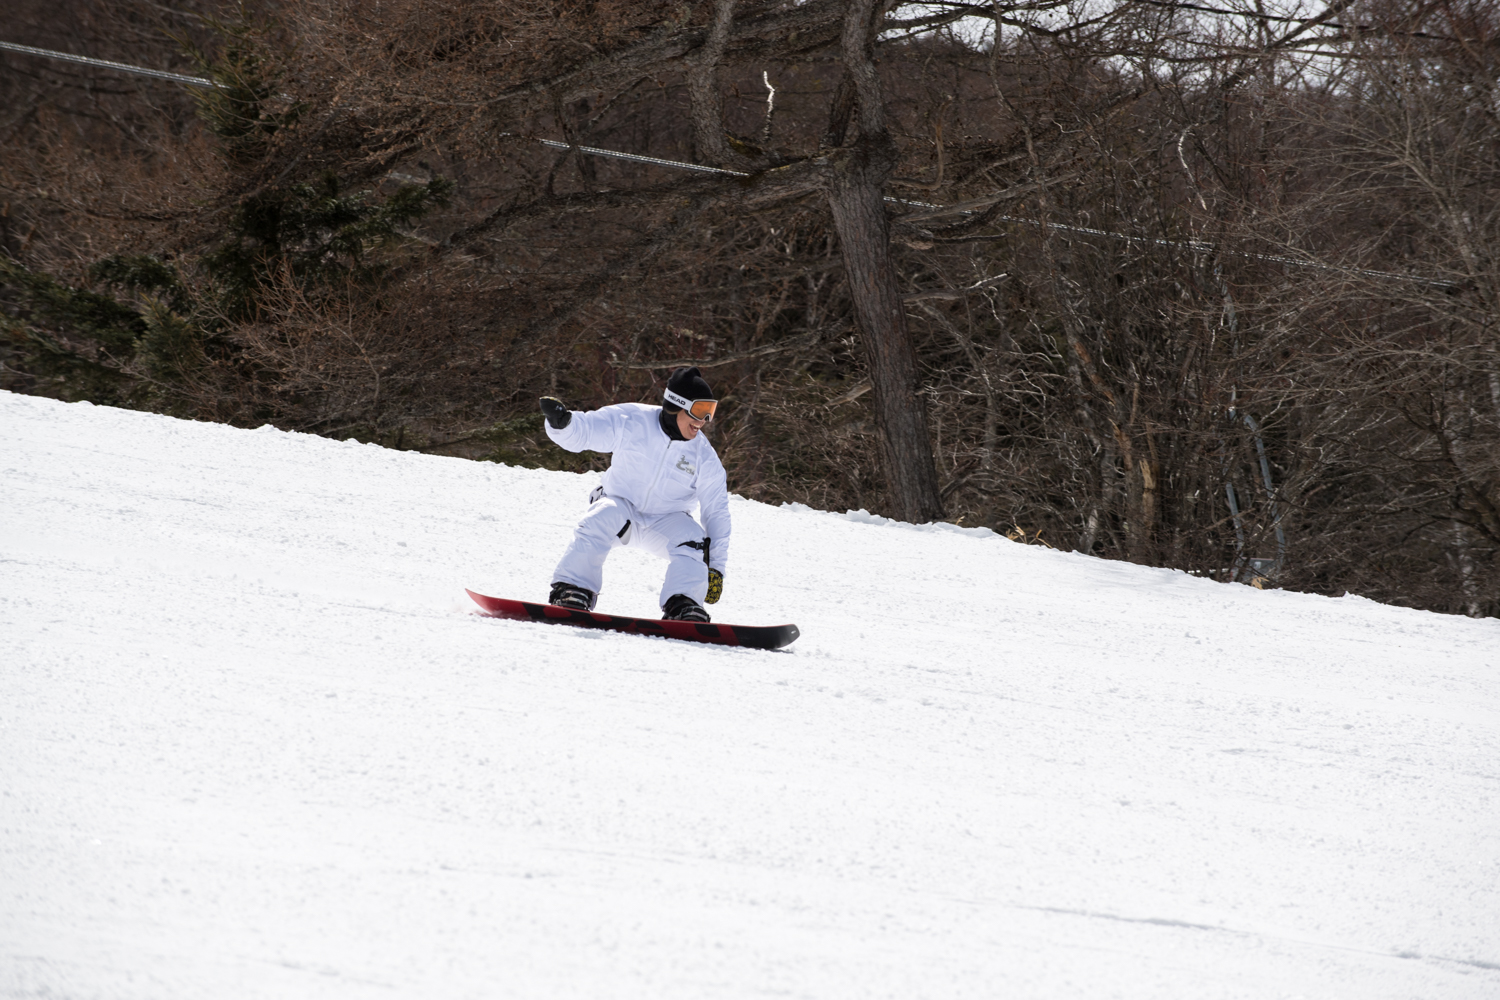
[{"x1": 663, "y1": 366, "x2": 713, "y2": 411}]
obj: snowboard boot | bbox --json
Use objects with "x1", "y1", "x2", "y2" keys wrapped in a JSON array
[
  {"x1": 661, "y1": 593, "x2": 711, "y2": 623},
  {"x1": 548, "y1": 581, "x2": 596, "y2": 611}
]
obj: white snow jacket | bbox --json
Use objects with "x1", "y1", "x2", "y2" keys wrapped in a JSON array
[{"x1": 546, "y1": 403, "x2": 731, "y2": 573}]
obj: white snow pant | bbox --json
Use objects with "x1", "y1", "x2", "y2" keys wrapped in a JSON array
[{"x1": 552, "y1": 494, "x2": 710, "y2": 610}]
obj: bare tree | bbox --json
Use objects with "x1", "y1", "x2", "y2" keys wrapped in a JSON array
[{"x1": 3, "y1": 0, "x2": 1495, "y2": 614}]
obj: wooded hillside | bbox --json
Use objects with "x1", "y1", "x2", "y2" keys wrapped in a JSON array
[{"x1": 3, "y1": 0, "x2": 1496, "y2": 616}]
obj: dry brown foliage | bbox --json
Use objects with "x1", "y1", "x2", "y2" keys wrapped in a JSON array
[{"x1": 2, "y1": 0, "x2": 1495, "y2": 615}]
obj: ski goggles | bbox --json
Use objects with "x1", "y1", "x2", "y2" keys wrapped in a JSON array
[{"x1": 663, "y1": 387, "x2": 718, "y2": 422}]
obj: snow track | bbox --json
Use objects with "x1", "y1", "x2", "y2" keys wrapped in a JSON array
[{"x1": 2, "y1": 391, "x2": 1497, "y2": 998}]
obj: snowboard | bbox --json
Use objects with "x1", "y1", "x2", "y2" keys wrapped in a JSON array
[{"x1": 465, "y1": 590, "x2": 800, "y2": 650}]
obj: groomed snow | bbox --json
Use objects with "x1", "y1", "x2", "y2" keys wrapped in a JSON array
[{"x1": 2, "y1": 389, "x2": 1497, "y2": 999}]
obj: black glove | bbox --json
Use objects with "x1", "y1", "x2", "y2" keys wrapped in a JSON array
[
  {"x1": 539, "y1": 396, "x2": 572, "y2": 429},
  {"x1": 706, "y1": 568, "x2": 723, "y2": 604}
]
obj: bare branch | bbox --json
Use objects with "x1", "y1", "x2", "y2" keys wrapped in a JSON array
[
  {"x1": 686, "y1": 0, "x2": 749, "y2": 170},
  {"x1": 903, "y1": 272, "x2": 1008, "y2": 302},
  {"x1": 609, "y1": 329, "x2": 822, "y2": 370}
]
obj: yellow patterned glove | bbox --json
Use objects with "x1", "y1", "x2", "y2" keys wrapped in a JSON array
[{"x1": 705, "y1": 568, "x2": 723, "y2": 604}]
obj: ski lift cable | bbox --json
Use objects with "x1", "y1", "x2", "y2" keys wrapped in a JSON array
[
  {"x1": 0, "y1": 41, "x2": 747, "y2": 176},
  {"x1": 534, "y1": 138, "x2": 747, "y2": 177},
  {"x1": 0, "y1": 39, "x2": 223, "y2": 89},
  {"x1": 0, "y1": 39, "x2": 1457, "y2": 288},
  {"x1": 887, "y1": 195, "x2": 1454, "y2": 286}
]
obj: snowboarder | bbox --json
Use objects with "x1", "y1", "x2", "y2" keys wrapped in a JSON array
[{"x1": 538, "y1": 366, "x2": 730, "y2": 623}]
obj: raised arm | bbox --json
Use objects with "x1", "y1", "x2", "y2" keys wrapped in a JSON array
[{"x1": 541, "y1": 399, "x2": 627, "y2": 454}]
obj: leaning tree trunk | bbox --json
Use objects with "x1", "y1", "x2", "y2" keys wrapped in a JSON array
[
  {"x1": 825, "y1": 134, "x2": 945, "y2": 523},
  {"x1": 821, "y1": 0, "x2": 944, "y2": 523}
]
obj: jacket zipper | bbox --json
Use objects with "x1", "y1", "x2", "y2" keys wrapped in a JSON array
[{"x1": 638, "y1": 424, "x2": 674, "y2": 510}]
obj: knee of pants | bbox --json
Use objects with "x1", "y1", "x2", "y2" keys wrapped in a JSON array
[
  {"x1": 666, "y1": 544, "x2": 710, "y2": 582},
  {"x1": 575, "y1": 500, "x2": 632, "y2": 543}
]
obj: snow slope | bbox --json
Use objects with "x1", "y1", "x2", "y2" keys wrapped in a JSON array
[{"x1": 2, "y1": 389, "x2": 1497, "y2": 999}]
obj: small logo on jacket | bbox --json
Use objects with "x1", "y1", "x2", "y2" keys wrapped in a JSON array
[{"x1": 675, "y1": 455, "x2": 697, "y2": 476}]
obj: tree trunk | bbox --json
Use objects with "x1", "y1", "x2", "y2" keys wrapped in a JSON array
[{"x1": 825, "y1": 134, "x2": 944, "y2": 523}]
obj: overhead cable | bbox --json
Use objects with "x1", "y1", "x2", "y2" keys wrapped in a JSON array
[
  {"x1": 535, "y1": 138, "x2": 747, "y2": 177},
  {"x1": 0, "y1": 39, "x2": 1454, "y2": 288},
  {"x1": 0, "y1": 39, "x2": 221, "y2": 88},
  {"x1": 890, "y1": 198, "x2": 1453, "y2": 287}
]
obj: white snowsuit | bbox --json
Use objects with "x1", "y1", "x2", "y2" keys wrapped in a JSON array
[{"x1": 546, "y1": 403, "x2": 731, "y2": 609}]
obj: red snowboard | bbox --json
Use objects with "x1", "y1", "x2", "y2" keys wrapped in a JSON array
[{"x1": 466, "y1": 590, "x2": 800, "y2": 650}]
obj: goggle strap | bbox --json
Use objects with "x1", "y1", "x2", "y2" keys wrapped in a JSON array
[{"x1": 664, "y1": 387, "x2": 717, "y2": 420}]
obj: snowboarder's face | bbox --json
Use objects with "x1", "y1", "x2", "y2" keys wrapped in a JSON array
[{"x1": 676, "y1": 407, "x2": 707, "y2": 440}]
